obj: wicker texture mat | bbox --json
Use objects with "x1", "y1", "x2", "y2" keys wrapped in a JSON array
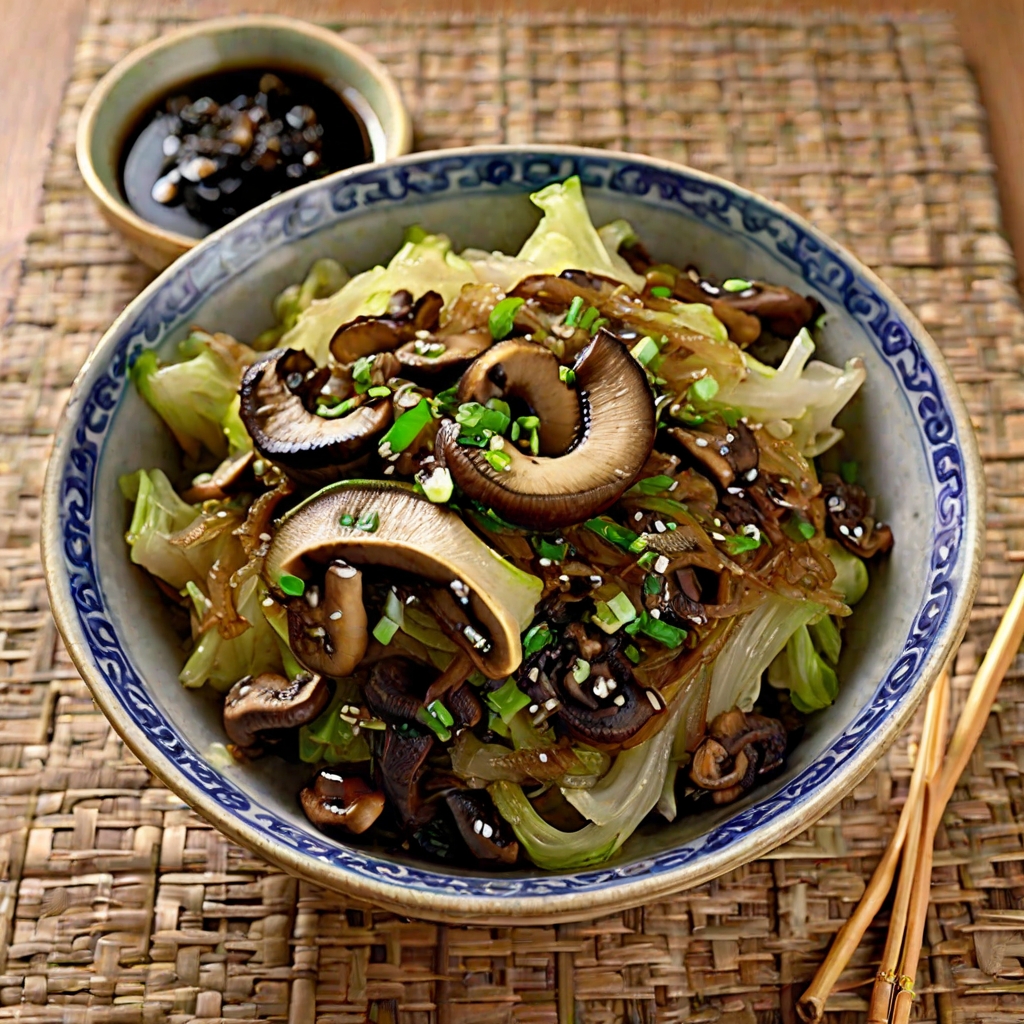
[{"x1": 3, "y1": 2, "x2": 1024, "y2": 1021}]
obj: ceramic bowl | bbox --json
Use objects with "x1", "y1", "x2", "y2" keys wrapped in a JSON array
[
  {"x1": 42, "y1": 146, "x2": 984, "y2": 924},
  {"x1": 76, "y1": 15, "x2": 412, "y2": 270}
]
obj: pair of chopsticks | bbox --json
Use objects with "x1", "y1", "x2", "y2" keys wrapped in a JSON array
[{"x1": 798, "y1": 570, "x2": 1024, "y2": 1023}]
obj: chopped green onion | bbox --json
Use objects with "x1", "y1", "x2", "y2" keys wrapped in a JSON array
[
  {"x1": 589, "y1": 317, "x2": 609, "y2": 336},
  {"x1": 649, "y1": 285, "x2": 673, "y2": 298},
  {"x1": 584, "y1": 517, "x2": 641, "y2": 553},
  {"x1": 571, "y1": 658, "x2": 591, "y2": 683},
  {"x1": 483, "y1": 450, "x2": 512, "y2": 472},
  {"x1": 352, "y1": 355, "x2": 375, "y2": 393},
  {"x1": 373, "y1": 615, "x2": 400, "y2": 645},
  {"x1": 627, "y1": 474, "x2": 675, "y2": 496},
  {"x1": 416, "y1": 704, "x2": 451, "y2": 742},
  {"x1": 432, "y1": 384, "x2": 461, "y2": 418},
  {"x1": 279, "y1": 574, "x2": 305, "y2": 597},
  {"x1": 723, "y1": 533, "x2": 761, "y2": 555},
  {"x1": 579, "y1": 306, "x2": 600, "y2": 332},
  {"x1": 722, "y1": 278, "x2": 753, "y2": 292},
  {"x1": 316, "y1": 396, "x2": 359, "y2": 419},
  {"x1": 625, "y1": 611, "x2": 686, "y2": 648},
  {"x1": 367, "y1": 385, "x2": 391, "y2": 398},
  {"x1": 356, "y1": 511, "x2": 380, "y2": 533},
  {"x1": 456, "y1": 401, "x2": 510, "y2": 438},
  {"x1": 420, "y1": 466, "x2": 454, "y2": 503},
  {"x1": 516, "y1": 414, "x2": 539, "y2": 430},
  {"x1": 719, "y1": 407, "x2": 741, "y2": 428},
  {"x1": 404, "y1": 224, "x2": 428, "y2": 244},
  {"x1": 688, "y1": 375, "x2": 720, "y2": 403},
  {"x1": 841, "y1": 460, "x2": 858, "y2": 485},
  {"x1": 643, "y1": 574, "x2": 662, "y2": 596},
  {"x1": 379, "y1": 397, "x2": 432, "y2": 453},
  {"x1": 487, "y1": 711, "x2": 511, "y2": 738},
  {"x1": 339, "y1": 513, "x2": 355, "y2": 527},
  {"x1": 592, "y1": 591, "x2": 637, "y2": 634},
  {"x1": 522, "y1": 622, "x2": 554, "y2": 656},
  {"x1": 637, "y1": 551, "x2": 659, "y2": 571},
  {"x1": 815, "y1": 311, "x2": 829, "y2": 330},
  {"x1": 631, "y1": 336, "x2": 660, "y2": 367},
  {"x1": 797, "y1": 521, "x2": 816, "y2": 540},
  {"x1": 532, "y1": 536, "x2": 569, "y2": 562},
  {"x1": 184, "y1": 580, "x2": 210, "y2": 617},
  {"x1": 559, "y1": 366, "x2": 576, "y2": 386},
  {"x1": 628, "y1": 535, "x2": 649, "y2": 554},
  {"x1": 486, "y1": 676, "x2": 532, "y2": 723},
  {"x1": 489, "y1": 296, "x2": 526, "y2": 340},
  {"x1": 428, "y1": 699, "x2": 454, "y2": 728},
  {"x1": 564, "y1": 295, "x2": 585, "y2": 327},
  {"x1": 624, "y1": 644, "x2": 641, "y2": 664}
]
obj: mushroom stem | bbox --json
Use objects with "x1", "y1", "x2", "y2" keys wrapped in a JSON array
[{"x1": 424, "y1": 651, "x2": 475, "y2": 706}]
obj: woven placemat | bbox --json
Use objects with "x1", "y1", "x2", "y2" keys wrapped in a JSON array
[{"x1": 3, "y1": 2, "x2": 1024, "y2": 1021}]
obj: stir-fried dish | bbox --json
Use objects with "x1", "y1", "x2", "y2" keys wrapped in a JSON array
[{"x1": 121, "y1": 177, "x2": 892, "y2": 870}]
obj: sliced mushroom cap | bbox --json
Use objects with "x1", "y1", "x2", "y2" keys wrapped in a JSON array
[
  {"x1": 690, "y1": 710, "x2": 787, "y2": 805},
  {"x1": 438, "y1": 330, "x2": 656, "y2": 530},
  {"x1": 446, "y1": 789, "x2": 519, "y2": 865},
  {"x1": 329, "y1": 290, "x2": 444, "y2": 364},
  {"x1": 365, "y1": 656, "x2": 425, "y2": 723},
  {"x1": 669, "y1": 419, "x2": 759, "y2": 490},
  {"x1": 300, "y1": 768, "x2": 386, "y2": 834},
  {"x1": 264, "y1": 482, "x2": 542, "y2": 679},
  {"x1": 379, "y1": 726, "x2": 435, "y2": 829},
  {"x1": 181, "y1": 450, "x2": 255, "y2": 503},
  {"x1": 239, "y1": 349, "x2": 391, "y2": 481},
  {"x1": 821, "y1": 473, "x2": 894, "y2": 558},
  {"x1": 396, "y1": 330, "x2": 492, "y2": 377},
  {"x1": 223, "y1": 671, "x2": 328, "y2": 751},
  {"x1": 286, "y1": 560, "x2": 368, "y2": 677},
  {"x1": 457, "y1": 339, "x2": 580, "y2": 454}
]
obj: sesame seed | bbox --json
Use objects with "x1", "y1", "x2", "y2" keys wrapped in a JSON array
[
  {"x1": 634, "y1": 511, "x2": 643, "y2": 522},
  {"x1": 669, "y1": 480, "x2": 678, "y2": 491},
  {"x1": 539, "y1": 557, "x2": 552, "y2": 567},
  {"x1": 650, "y1": 609, "x2": 661, "y2": 619},
  {"x1": 238, "y1": 685, "x2": 251, "y2": 698},
  {"x1": 259, "y1": 532, "x2": 272, "y2": 542},
  {"x1": 329, "y1": 610, "x2": 343, "y2": 621},
  {"x1": 216, "y1": 510, "x2": 228, "y2": 519},
  {"x1": 654, "y1": 520, "x2": 666, "y2": 533},
  {"x1": 529, "y1": 704, "x2": 539, "y2": 714},
  {"x1": 695, "y1": 438, "x2": 709, "y2": 448},
  {"x1": 474, "y1": 819, "x2": 484, "y2": 834},
  {"x1": 590, "y1": 575, "x2": 603, "y2": 585},
  {"x1": 745, "y1": 468, "x2": 758, "y2": 482},
  {"x1": 712, "y1": 532, "x2": 726, "y2": 541},
  {"x1": 544, "y1": 698, "x2": 559, "y2": 711},
  {"x1": 719, "y1": 446, "x2": 730, "y2": 456},
  {"x1": 613, "y1": 694, "x2": 626, "y2": 707},
  {"x1": 646, "y1": 690, "x2": 664, "y2": 710},
  {"x1": 727, "y1": 487, "x2": 744, "y2": 496},
  {"x1": 607, "y1": 679, "x2": 617, "y2": 691},
  {"x1": 559, "y1": 574, "x2": 570, "y2": 583},
  {"x1": 538, "y1": 752, "x2": 548, "y2": 763},
  {"x1": 528, "y1": 667, "x2": 540, "y2": 682},
  {"x1": 654, "y1": 555, "x2": 670, "y2": 574},
  {"x1": 262, "y1": 597, "x2": 274, "y2": 607},
  {"x1": 853, "y1": 525, "x2": 864, "y2": 538},
  {"x1": 726, "y1": 433, "x2": 735, "y2": 443},
  {"x1": 481, "y1": 823, "x2": 494, "y2": 839},
  {"x1": 839, "y1": 524, "x2": 850, "y2": 536},
  {"x1": 714, "y1": 518, "x2": 722, "y2": 527},
  {"x1": 592, "y1": 677, "x2": 609, "y2": 699}
]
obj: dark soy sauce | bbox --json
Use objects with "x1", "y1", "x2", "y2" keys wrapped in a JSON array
[{"x1": 121, "y1": 68, "x2": 372, "y2": 238}]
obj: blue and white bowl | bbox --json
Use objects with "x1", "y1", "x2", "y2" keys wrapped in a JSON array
[{"x1": 42, "y1": 146, "x2": 984, "y2": 924}]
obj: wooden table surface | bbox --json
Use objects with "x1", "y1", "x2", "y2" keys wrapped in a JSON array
[{"x1": 3, "y1": 0, "x2": 1024, "y2": 321}]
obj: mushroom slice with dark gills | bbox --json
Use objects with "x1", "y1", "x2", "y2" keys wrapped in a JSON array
[
  {"x1": 223, "y1": 670, "x2": 329, "y2": 754},
  {"x1": 437, "y1": 330, "x2": 656, "y2": 530},
  {"x1": 285, "y1": 560, "x2": 368, "y2": 677},
  {"x1": 446, "y1": 789, "x2": 519, "y2": 865},
  {"x1": 264, "y1": 481, "x2": 542, "y2": 679},
  {"x1": 329, "y1": 290, "x2": 444, "y2": 364},
  {"x1": 689, "y1": 710, "x2": 787, "y2": 805},
  {"x1": 518, "y1": 623, "x2": 665, "y2": 750},
  {"x1": 821, "y1": 472, "x2": 894, "y2": 558},
  {"x1": 668, "y1": 418, "x2": 759, "y2": 491},
  {"x1": 378, "y1": 725, "x2": 436, "y2": 829},
  {"x1": 238, "y1": 348, "x2": 391, "y2": 483},
  {"x1": 365, "y1": 655, "x2": 482, "y2": 729},
  {"x1": 300, "y1": 768, "x2": 386, "y2": 834},
  {"x1": 457, "y1": 339, "x2": 581, "y2": 455}
]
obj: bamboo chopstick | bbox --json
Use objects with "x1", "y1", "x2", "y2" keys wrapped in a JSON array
[
  {"x1": 865, "y1": 670, "x2": 949, "y2": 1023},
  {"x1": 799, "y1": 568, "x2": 1024, "y2": 1024},
  {"x1": 886, "y1": 570, "x2": 1024, "y2": 1023},
  {"x1": 796, "y1": 670, "x2": 949, "y2": 1024}
]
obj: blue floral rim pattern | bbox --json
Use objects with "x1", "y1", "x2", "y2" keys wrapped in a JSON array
[{"x1": 56, "y1": 149, "x2": 970, "y2": 901}]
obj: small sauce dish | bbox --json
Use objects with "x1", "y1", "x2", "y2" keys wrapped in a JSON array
[{"x1": 77, "y1": 15, "x2": 412, "y2": 270}]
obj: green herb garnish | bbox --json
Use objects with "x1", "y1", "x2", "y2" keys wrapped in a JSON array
[
  {"x1": 589, "y1": 317, "x2": 609, "y2": 335},
  {"x1": 279, "y1": 574, "x2": 305, "y2": 597},
  {"x1": 379, "y1": 396, "x2": 432, "y2": 453},
  {"x1": 688, "y1": 375, "x2": 720, "y2": 403},
  {"x1": 584, "y1": 517, "x2": 641, "y2": 553},
  {"x1": 532, "y1": 536, "x2": 569, "y2": 562},
  {"x1": 631, "y1": 336, "x2": 660, "y2": 367},
  {"x1": 356, "y1": 511, "x2": 380, "y2": 533},
  {"x1": 339, "y1": 513, "x2": 355, "y2": 527},
  {"x1": 624, "y1": 644, "x2": 641, "y2": 664},
  {"x1": 649, "y1": 285, "x2": 673, "y2": 298},
  {"x1": 315, "y1": 396, "x2": 359, "y2": 419},
  {"x1": 489, "y1": 296, "x2": 526, "y2": 340},
  {"x1": 486, "y1": 676, "x2": 532, "y2": 723},
  {"x1": 592, "y1": 591, "x2": 637, "y2": 633},
  {"x1": 352, "y1": 355, "x2": 375, "y2": 394},
  {"x1": 841, "y1": 460, "x2": 858, "y2": 485},
  {"x1": 579, "y1": 306, "x2": 600, "y2": 332},
  {"x1": 625, "y1": 611, "x2": 686, "y2": 648},
  {"x1": 722, "y1": 278, "x2": 753, "y2": 292},
  {"x1": 484, "y1": 449, "x2": 512, "y2": 472},
  {"x1": 367, "y1": 385, "x2": 391, "y2": 398},
  {"x1": 522, "y1": 622, "x2": 554, "y2": 656},
  {"x1": 723, "y1": 533, "x2": 761, "y2": 555},
  {"x1": 627, "y1": 475, "x2": 675, "y2": 496},
  {"x1": 559, "y1": 366, "x2": 576, "y2": 386},
  {"x1": 564, "y1": 295, "x2": 585, "y2": 327},
  {"x1": 643, "y1": 574, "x2": 662, "y2": 595}
]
